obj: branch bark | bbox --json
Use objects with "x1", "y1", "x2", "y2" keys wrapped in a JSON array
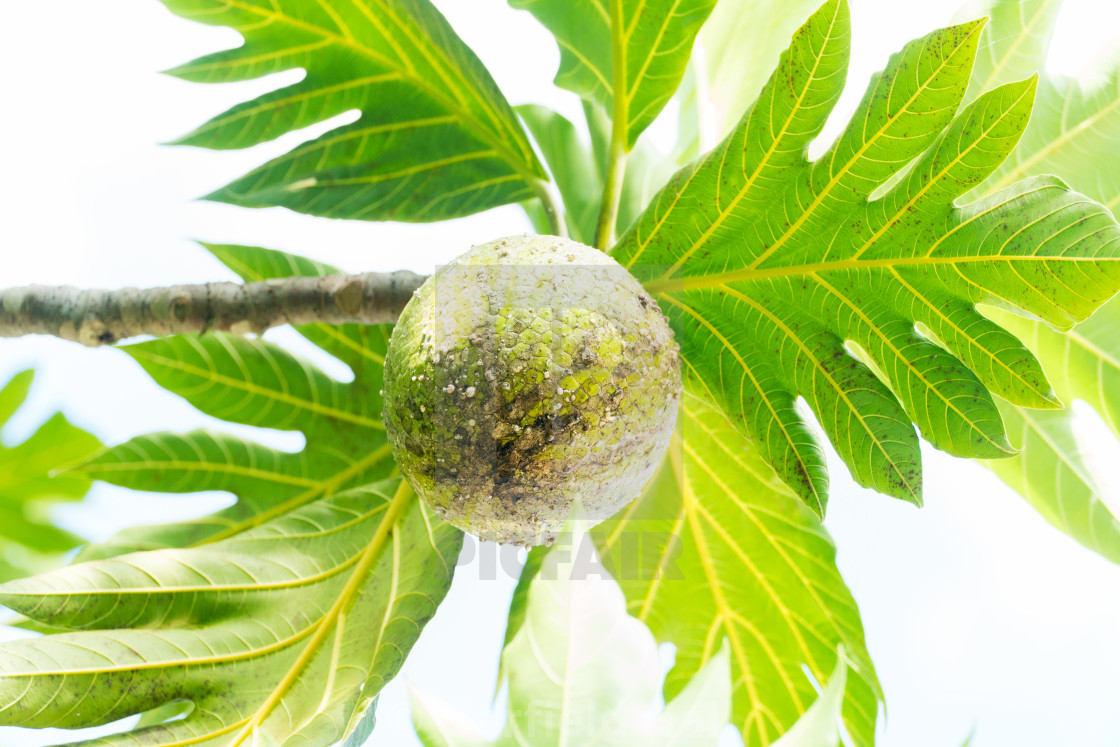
[{"x1": 0, "y1": 272, "x2": 427, "y2": 347}]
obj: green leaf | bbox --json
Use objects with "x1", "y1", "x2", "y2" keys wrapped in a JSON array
[
  {"x1": 592, "y1": 395, "x2": 881, "y2": 746},
  {"x1": 614, "y1": 0, "x2": 1120, "y2": 514},
  {"x1": 983, "y1": 284, "x2": 1120, "y2": 563},
  {"x1": 412, "y1": 528, "x2": 732, "y2": 746},
  {"x1": 163, "y1": 0, "x2": 545, "y2": 221},
  {"x1": 961, "y1": 0, "x2": 1120, "y2": 564},
  {"x1": 511, "y1": 0, "x2": 718, "y2": 149},
  {"x1": 0, "y1": 370, "x2": 101, "y2": 582},
  {"x1": 76, "y1": 243, "x2": 398, "y2": 560},
  {"x1": 499, "y1": 546, "x2": 544, "y2": 653},
  {"x1": 0, "y1": 244, "x2": 465, "y2": 744},
  {"x1": 0, "y1": 478, "x2": 463, "y2": 745}
]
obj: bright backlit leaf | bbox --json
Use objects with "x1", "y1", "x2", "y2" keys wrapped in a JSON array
[
  {"x1": 517, "y1": 102, "x2": 677, "y2": 244},
  {"x1": 614, "y1": 0, "x2": 1120, "y2": 514},
  {"x1": 961, "y1": 0, "x2": 1120, "y2": 563},
  {"x1": 959, "y1": 0, "x2": 1062, "y2": 103},
  {"x1": 412, "y1": 528, "x2": 732, "y2": 747},
  {"x1": 516, "y1": 104, "x2": 604, "y2": 243},
  {"x1": 0, "y1": 478, "x2": 461, "y2": 745},
  {"x1": 162, "y1": 0, "x2": 545, "y2": 221}
]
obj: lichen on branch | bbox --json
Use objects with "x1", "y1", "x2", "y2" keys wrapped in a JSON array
[{"x1": 0, "y1": 271, "x2": 426, "y2": 347}]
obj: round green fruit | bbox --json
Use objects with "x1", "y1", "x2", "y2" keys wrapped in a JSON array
[{"x1": 383, "y1": 234, "x2": 682, "y2": 546}]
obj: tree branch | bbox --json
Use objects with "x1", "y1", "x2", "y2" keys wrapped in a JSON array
[{"x1": 0, "y1": 272, "x2": 427, "y2": 347}]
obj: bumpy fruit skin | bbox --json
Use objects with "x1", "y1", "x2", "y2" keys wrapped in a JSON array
[{"x1": 383, "y1": 235, "x2": 682, "y2": 545}]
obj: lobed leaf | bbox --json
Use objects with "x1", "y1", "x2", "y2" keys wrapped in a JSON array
[
  {"x1": 77, "y1": 244, "x2": 397, "y2": 560},
  {"x1": 511, "y1": 0, "x2": 718, "y2": 149},
  {"x1": 590, "y1": 394, "x2": 881, "y2": 746},
  {"x1": 615, "y1": 0, "x2": 1120, "y2": 514},
  {"x1": 162, "y1": 0, "x2": 545, "y2": 221},
  {"x1": 984, "y1": 397, "x2": 1120, "y2": 564},
  {"x1": 0, "y1": 479, "x2": 462, "y2": 746},
  {"x1": 960, "y1": 0, "x2": 1063, "y2": 103}
]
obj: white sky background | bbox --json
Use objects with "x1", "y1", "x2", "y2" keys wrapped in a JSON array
[{"x1": 2, "y1": 0, "x2": 1120, "y2": 745}]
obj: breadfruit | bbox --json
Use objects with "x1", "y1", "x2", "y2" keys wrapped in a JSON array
[{"x1": 383, "y1": 235, "x2": 681, "y2": 545}]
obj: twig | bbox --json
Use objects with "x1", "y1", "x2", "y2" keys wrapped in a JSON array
[{"x1": 0, "y1": 271, "x2": 427, "y2": 347}]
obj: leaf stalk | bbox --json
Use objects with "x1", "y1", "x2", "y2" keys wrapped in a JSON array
[
  {"x1": 530, "y1": 178, "x2": 569, "y2": 238},
  {"x1": 595, "y1": 138, "x2": 629, "y2": 250},
  {"x1": 594, "y1": 0, "x2": 631, "y2": 251}
]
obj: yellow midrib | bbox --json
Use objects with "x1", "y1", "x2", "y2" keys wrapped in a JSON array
[
  {"x1": 4, "y1": 507, "x2": 389, "y2": 599},
  {"x1": 668, "y1": 447, "x2": 763, "y2": 716},
  {"x1": 227, "y1": 480, "x2": 415, "y2": 746},
  {"x1": 645, "y1": 243, "x2": 1106, "y2": 292},
  {"x1": 80, "y1": 458, "x2": 318, "y2": 488}
]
